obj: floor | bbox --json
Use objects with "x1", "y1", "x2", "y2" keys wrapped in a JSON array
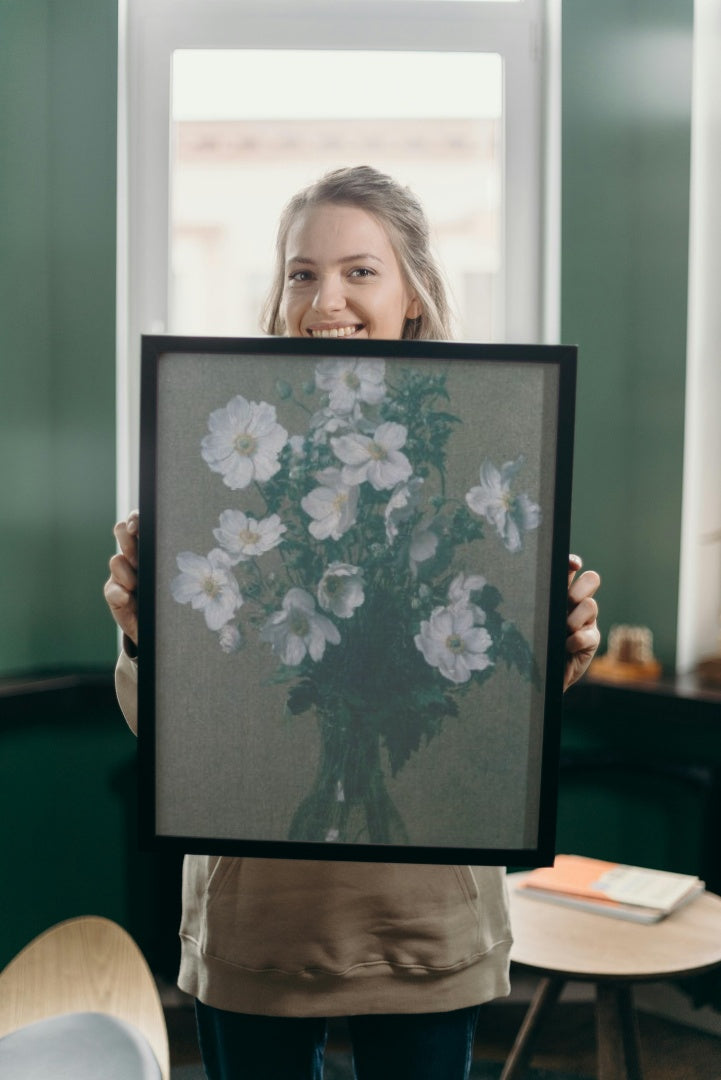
[
  {"x1": 165, "y1": 979, "x2": 721, "y2": 1079},
  {"x1": 473, "y1": 999, "x2": 721, "y2": 1079}
]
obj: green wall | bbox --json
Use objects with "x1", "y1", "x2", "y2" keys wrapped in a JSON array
[
  {"x1": 562, "y1": 0, "x2": 693, "y2": 669},
  {"x1": 0, "y1": 0, "x2": 118, "y2": 675},
  {"x1": 0, "y1": 0, "x2": 129, "y2": 968}
]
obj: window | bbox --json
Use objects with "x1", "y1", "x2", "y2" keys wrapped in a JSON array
[
  {"x1": 169, "y1": 49, "x2": 503, "y2": 341},
  {"x1": 118, "y1": 0, "x2": 557, "y2": 510}
]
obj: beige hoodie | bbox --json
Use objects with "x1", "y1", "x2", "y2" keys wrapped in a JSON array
[{"x1": 116, "y1": 650, "x2": 512, "y2": 1016}]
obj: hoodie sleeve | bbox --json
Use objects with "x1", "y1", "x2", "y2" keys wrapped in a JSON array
[{"x1": 115, "y1": 644, "x2": 139, "y2": 736}]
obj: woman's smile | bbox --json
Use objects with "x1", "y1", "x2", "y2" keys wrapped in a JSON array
[{"x1": 306, "y1": 323, "x2": 365, "y2": 339}]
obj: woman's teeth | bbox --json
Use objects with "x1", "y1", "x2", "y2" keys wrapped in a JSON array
[{"x1": 310, "y1": 325, "x2": 360, "y2": 338}]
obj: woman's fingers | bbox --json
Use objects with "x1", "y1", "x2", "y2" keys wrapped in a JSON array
[
  {"x1": 563, "y1": 559, "x2": 601, "y2": 690},
  {"x1": 103, "y1": 576, "x2": 139, "y2": 643},
  {"x1": 568, "y1": 568, "x2": 601, "y2": 610},
  {"x1": 105, "y1": 511, "x2": 140, "y2": 645},
  {"x1": 566, "y1": 591, "x2": 600, "y2": 635},
  {"x1": 108, "y1": 551, "x2": 137, "y2": 592},
  {"x1": 566, "y1": 621, "x2": 601, "y2": 657},
  {"x1": 567, "y1": 553, "x2": 583, "y2": 587},
  {"x1": 113, "y1": 513, "x2": 139, "y2": 568}
]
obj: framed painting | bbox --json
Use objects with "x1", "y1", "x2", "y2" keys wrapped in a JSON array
[{"x1": 137, "y1": 336, "x2": 576, "y2": 865}]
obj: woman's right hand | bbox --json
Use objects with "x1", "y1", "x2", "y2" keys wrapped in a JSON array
[{"x1": 104, "y1": 510, "x2": 139, "y2": 647}]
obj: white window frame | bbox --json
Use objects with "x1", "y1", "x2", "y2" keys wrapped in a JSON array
[
  {"x1": 117, "y1": 0, "x2": 559, "y2": 512},
  {"x1": 676, "y1": 0, "x2": 721, "y2": 674}
]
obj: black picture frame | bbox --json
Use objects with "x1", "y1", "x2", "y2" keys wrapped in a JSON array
[{"x1": 138, "y1": 335, "x2": 576, "y2": 865}]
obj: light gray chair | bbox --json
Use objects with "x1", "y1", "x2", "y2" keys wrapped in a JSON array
[{"x1": 0, "y1": 915, "x2": 170, "y2": 1079}]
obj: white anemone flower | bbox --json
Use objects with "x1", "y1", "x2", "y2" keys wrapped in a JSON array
[
  {"x1": 171, "y1": 549, "x2": 242, "y2": 631},
  {"x1": 414, "y1": 605, "x2": 493, "y2": 684},
  {"x1": 315, "y1": 358, "x2": 386, "y2": 414},
  {"x1": 260, "y1": 587, "x2": 341, "y2": 666},
  {"x1": 384, "y1": 478, "x2": 424, "y2": 544},
  {"x1": 201, "y1": 394, "x2": 288, "y2": 490},
  {"x1": 213, "y1": 510, "x2": 286, "y2": 563},
  {"x1": 301, "y1": 468, "x2": 359, "y2": 540},
  {"x1": 331, "y1": 422, "x2": 413, "y2": 491},
  {"x1": 465, "y1": 457, "x2": 541, "y2": 553},
  {"x1": 317, "y1": 563, "x2": 365, "y2": 618}
]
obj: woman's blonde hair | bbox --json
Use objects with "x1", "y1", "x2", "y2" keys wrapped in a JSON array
[{"x1": 261, "y1": 165, "x2": 454, "y2": 341}]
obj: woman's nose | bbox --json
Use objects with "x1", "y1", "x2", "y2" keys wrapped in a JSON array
[{"x1": 312, "y1": 274, "x2": 345, "y2": 314}]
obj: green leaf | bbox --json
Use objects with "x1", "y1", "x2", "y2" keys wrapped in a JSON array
[
  {"x1": 480, "y1": 584, "x2": 503, "y2": 611},
  {"x1": 498, "y1": 622, "x2": 542, "y2": 688},
  {"x1": 286, "y1": 678, "x2": 319, "y2": 716}
]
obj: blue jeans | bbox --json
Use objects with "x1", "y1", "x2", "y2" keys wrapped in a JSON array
[{"x1": 195, "y1": 1000, "x2": 481, "y2": 1080}]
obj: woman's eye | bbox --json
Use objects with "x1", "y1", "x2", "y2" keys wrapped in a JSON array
[
  {"x1": 288, "y1": 269, "x2": 313, "y2": 283},
  {"x1": 349, "y1": 267, "x2": 375, "y2": 279}
]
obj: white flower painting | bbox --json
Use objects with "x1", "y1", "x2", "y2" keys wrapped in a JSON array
[
  {"x1": 213, "y1": 509, "x2": 286, "y2": 563},
  {"x1": 218, "y1": 623, "x2": 243, "y2": 654},
  {"x1": 171, "y1": 549, "x2": 242, "y2": 630},
  {"x1": 301, "y1": 468, "x2": 359, "y2": 541},
  {"x1": 331, "y1": 421, "x2": 413, "y2": 491},
  {"x1": 260, "y1": 587, "x2": 341, "y2": 666},
  {"x1": 414, "y1": 606, "x2": 493, "y2": 685},
  {"x1": 314, "y1": 358, "x2": 386, "y2": 414},
  {"x1": 317, "y1": 563, "x2": 365, "y2": 618},
  {"x1": 385, "y1": 478, "x2": 424, "y2": 544},
  {"x1": 466, "y1": 457, "x2": 541, "y2": 553},
  {"x1": 201, "y1": 394, "x2": 288, "y2": 490},
  {"x1": 167, "y1": 353, "x2": 547, "y2": 848},
  {"x1": 447, "y1": 572, "x2": 487, "y2": 623}
]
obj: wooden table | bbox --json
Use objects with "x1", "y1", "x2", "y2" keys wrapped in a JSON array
[{"x1": 503, "y1": 873, "x2": 721, "y2": 1080}]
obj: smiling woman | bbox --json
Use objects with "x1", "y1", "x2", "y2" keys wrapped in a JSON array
[
  {"x1": 281, "y1": 205, "x2": 418, "y2": 340},
  {"x1": 263, "y1": 167, "x2": 450, "y2": 341}
]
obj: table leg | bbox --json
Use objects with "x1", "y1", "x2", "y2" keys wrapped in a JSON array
[
  {"x1": 499, "y1": 976, "x2": 565, "y2": 1080},
  {"x1": 596, "y1": 982, "x2": 643, "y2": 1080}
]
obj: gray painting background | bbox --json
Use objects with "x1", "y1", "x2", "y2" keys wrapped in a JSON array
[{"x1": 152, "y1": 350, "x2": 559, "y2": 852}]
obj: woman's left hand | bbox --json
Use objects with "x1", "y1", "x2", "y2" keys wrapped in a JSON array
[{"x1": 564, "y1": 555, "x2": 601, "y2": 691}]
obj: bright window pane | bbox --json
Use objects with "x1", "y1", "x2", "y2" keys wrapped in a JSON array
[
  {"x1": 360, "y1": 1, "x2": 521, "y2": 3},
  {"x1": 170, "y1": 49, "x2": 503, "y2": 341}
]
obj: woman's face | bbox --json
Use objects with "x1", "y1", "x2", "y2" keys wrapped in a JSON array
[{"x1": 280, "y1": 203, "x2": 421, "y2": 341}]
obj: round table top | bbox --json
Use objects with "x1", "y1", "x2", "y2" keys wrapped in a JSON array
[{"x1": 508, "y1": 871, "x2": 721, "y2": 981}]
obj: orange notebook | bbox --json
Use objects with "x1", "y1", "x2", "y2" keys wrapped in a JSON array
[{"x1": 517, "y1": 854, "x2": 704, "y2": 923}]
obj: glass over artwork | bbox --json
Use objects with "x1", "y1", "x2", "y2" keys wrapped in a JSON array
[{"x1": 141, "y1": 339, "x2": 574, "y2": 864}]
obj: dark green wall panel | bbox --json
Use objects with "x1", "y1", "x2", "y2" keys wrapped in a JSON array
[
  {"x1": 0, "y1": 698, "x2": 133, "y2": 966},
  {"x1": 562, "y1": 1, "x2": 693, "y2": 669},
  {"x1": 0, "y1": 0, "x2": 118, "y2": 674},
  {"x1": 0, "y1": 682, "x2": 183, "y2": 976},
  {"x1": 0, "y1": 3, "x2": 55, "y2": 668}
]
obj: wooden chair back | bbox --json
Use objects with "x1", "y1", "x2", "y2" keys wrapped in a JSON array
[{"x1": 0, "y1": 916, "x2": 169, "y2": 1080}]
